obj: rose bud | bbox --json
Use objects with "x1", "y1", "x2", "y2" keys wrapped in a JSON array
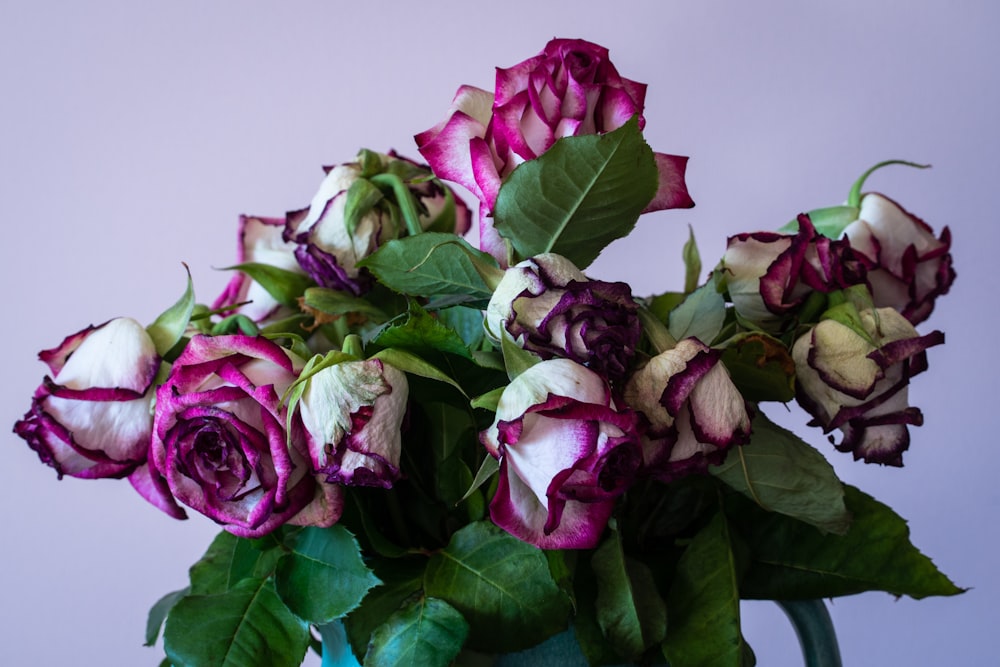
[
  {"x1": 212, "y1": 215, "x2": 304, "y2": 323},
  {"x1": 150, "y1": 334, "x2": 342, "y2": 537},
  {"x1": 14, "y1": 317, "x2": 160, "y2": 480},
  {"x1": 297, "y1": 358, "x2": 408, "y2": 488},
  {"x1": 484, "y1": 253, "x2": 641, "y2": 385},
  {"x1": 792, "y1": 307, "x2": 944, "y2": 466},
  {"x1": 843, "y1": 193, "x2": 955, "y2": 325},
  {"x1": 284, "y1": 150, "x2": 471, "y2": 294},
  {"x1": 623, "y1": 338, "x2": 752, "y2": 482},
  {"x1": 416, "y1": 38, "x2": 692, "y2": 263},
  {"x1": 723, "y1": 214, "x2": 867, "y2": 329},
  {"x1": 480, "y1": 358, "x2": 641, "y2": 549}
]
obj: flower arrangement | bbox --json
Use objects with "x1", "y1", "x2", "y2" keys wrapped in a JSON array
[{"x1": 14, "y1": 38, "x2": 962, "y2": 667}]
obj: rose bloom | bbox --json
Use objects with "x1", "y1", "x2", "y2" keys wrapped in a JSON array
[
  {"x1": 623, "y1": 338, "x2": 752, "y2": 482},
  {"x1": 284, "y1": 151, "x2": 471, "y2": 294},
  {"x1": 148, "y1": 334, "x2": 342, "y2": 536},
  {"x1": 14, "y1": 317, "x2": 159, "y2": 480},
  {"x1": 723, "y1": 214, "x2": 867, "y2": 329},
  {"x1": 792, "y1": 307, "x2": 944, "y2": 466},
  {"x1": 480, "y1": 358, "x2": 641, "y2": 549},
  {"x1": 842, "y1": 193, "x2": 955, "y2": 325},
  {"x1": 212, "y1": 214, "x2": 304, "y2": 323},
  {"x1": 416, "y1": 38, "x2": 693, "y2": 262},
  {"x1": 297, "y1": 358, "x2": 408, "y2": 488},
  {"x1": 484, "y1": 253, "x2": 641, "y2": 385}
]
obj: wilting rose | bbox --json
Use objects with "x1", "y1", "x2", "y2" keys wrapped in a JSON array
[
  {"x1": 842, "y1": 193, "x2": 955, "y2": 325},
  {"x1": 14, "y1": 317, "x2": 159, "y2": 480},
  {"x1": 212, "y1": 215, "x2": 303, "y2": 322},
  {"x1": 480, "y1": 358, "x2": 640, "y2": 549},
  {"x1": 284, "y1": 151, "x2": 471, "y2": 294},
  {"x1": 149, "y1": 334, "x2": 342, "y2": 537},
  {"x1": 484, "y1": 253, "x2": 641, "y2": 384},
  {"x1": 723, "y1": 214, "x2": 867, "y2": 329},
  {"x1": 416, "y1": 38, "x2": 693, "y2": 262},
  {"x1": 623, "y1": 338, "x2": 752, "y2": 481},
  {"x1": 297, "y1": 358, "x2": 408, "y2": 488},
  {"x1": 792, "y1": 307, "x2": 944, "y2": 466}
]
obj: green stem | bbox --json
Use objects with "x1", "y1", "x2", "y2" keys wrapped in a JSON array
[{"x1": 777, "y1": 599, "x2": 843, "y2": 667}]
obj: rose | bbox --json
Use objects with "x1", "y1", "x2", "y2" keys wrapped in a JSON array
[
  {"x1": 842, "y1": 193, "x2": 955, "y2": 324},
  {"x1": 416, "y1": 38, "x2": 693, "y2": 262},
  {"x1": 723, "y1": 214, "x2": 867, "y2": 329},
  {"x1": 212, "y1": 214, "x2": 304, "y2": 323},
  {"x1": 791, "y1": 307, "x2": 944, "y2": 466},
  {"x1": 480, "y1": 358, "x2": 641, "y2": 549},
  {"x1": 14, "y1": 317, "x2": 160, "y2": 480},
  {"x1": 484, "y1": 253, "x2": 641, "y2": 385},
  {"x1": 297, "y1": 358, "x2": 408, "y2": 488},
  {"x1": 623, "y1": 338, "x2": 752, "y2": 481},
  {"x1": 284, "y1": 150, "x2": 471, "y2": 294},
  {"x1": 149, "y1": 334, "x2": 342, "y2": 536}
]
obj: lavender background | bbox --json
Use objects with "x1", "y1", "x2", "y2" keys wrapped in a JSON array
[{"x1": 2, "y1": 2, "x2": 997, "y2": 665}]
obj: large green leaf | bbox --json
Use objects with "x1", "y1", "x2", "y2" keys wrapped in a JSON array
[
  {"x1": 371, "y1": 303, "x2": 473, "y2": 360},
  {"x1": 423, "y1": 521, "x2": 572, "y2": 651},
  {"x1": 365, "y1": 597, "x2": 469, "y2": 667},
  {"x1": 344, "y1": 558, "x2": 426, "y2": 658},
  {"x1": 188, "y1": 531, "x2": 283, "y2": 595},
  {"x1": 163, "y1": 577, "x2": 309, "y2": 667},
  {"x1": 358, "y1": 232, "x2": 499, "y2": 299},
  {"x1": 274, "y1": 526, "x2": 381, "y2": 624},
  {"x1": 493, "y1": 117, "x2": 658, "y2": 268},
  {"x1": 710, "y1": 413, "x2": 851, "y2": 535},
  {"x1": 730, "y1": 485, "x2": 965, "y2": 600},
  {"x1": 591, "y1": 529, "x2": 667, "y2": 660},
  {"x1": 145, "y1": 587, "x2": 190, "y2": 646},
  {"x1": 719, "y1": 332, "x2": 796, "y2": 403},
  {"x1": 662, "y1": 511, "x2": 751, "y2": 667}
]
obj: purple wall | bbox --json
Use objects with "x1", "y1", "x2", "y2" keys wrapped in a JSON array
[{"x1": 2, "y1": 2, "x2": 996, "y2": 664}]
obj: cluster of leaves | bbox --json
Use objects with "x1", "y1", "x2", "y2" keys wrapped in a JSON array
[{"x1": 148, "y1": 122, "x2": 961, "y2": 667}]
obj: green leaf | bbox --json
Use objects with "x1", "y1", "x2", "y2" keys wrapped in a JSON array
[
  {"x1": 434, "y1": 305, "x2": 486, "y2": 350},
  {"x1": 470, "y1": 386, "x2": 504, "y2": 411},
  {"x1": 662, "y1": 511, "x2": 750, "y2": 667},
  {"x1": 221, "y1": 262, "x2": 315, "y2": 308},
  {"x1": 668, "y1": 275, "x2": 726, "y2": 344},
  {"x1": 591, "y1": 529, "x2": 667, "y2": 659},
  {"x1": 359, "y1": 232, "x2": 499, "y2": 299},
  {"x1": 344, "y1": 557, "x2": 426, "y2": 658},
  {"x1": 164, "y1": 577, "x2": 309, "y2": 667},
  {"x1": 365, "y1": 597, "x2": 469, "y2": 667},
  {"x1": 731, "y1": 485, "x2": 965, "y2": 600},
  {"x1": 274, "y1": 526, "x2": 381, "y2": 624},
  {"x1": 423, "y1": 521, "x2": 572, "y2": 651},
  {"x1": 779, "y1": 205, "x2": 859, "y2": 237},
  {"x1": 344, "y1": 177, "x2": 386, "y2": 236},
  {"x1": 719, "y1": 332, "x2": 796, "y2": 403},
  {"x1": 371, "y1": 304, "x2": 473, "y2": 361},
  {"x1": 460, "y1": 454, "x2": 500, "y2": 504},
  {"x1": 188, "y1": 531, "x2": 282, "y2": 596},
  {"x1": 302, "y1": 287, "x2": 390, "y2": 322},
  {"x1": 373, "y1": 348, "x2": 467, "y2": 398},
  {"x1": 710, "y1": 413, "x2": 851, "y2": 535},
  {"x1": 682, "y1": 225, "x2": 702, "y2": 295},
  {"x1": 500, "y1": 329, "x2": 542, "y2": 380},
  {"x1": 146, "y1": 587, "x2": 190, "y2": 646},
  {"x1": 493, "y1": 117, "x2": 658, "y2": 268},
  {"x1": 147, "y1": 266, "x2": 196, "y2": 356}
]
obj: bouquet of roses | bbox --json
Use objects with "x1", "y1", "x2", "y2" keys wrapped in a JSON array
[{"x1": 14, "y1": 38, "x2": 961, "y2": 667}]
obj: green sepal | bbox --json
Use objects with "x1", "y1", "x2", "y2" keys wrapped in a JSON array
[
  {"x1": 668, "y1": 273, "x2": 726, "y2": 345},
  {"x1": 302, "y1": 286, "x2": 390, "y2": 322},
  {"x1": 147, "y1": 265, "x2": 196, "y2": 357},
  {"x1": 847, "y1": 159, "x2": 930, "y2": 208},
  {"x1": 683, "y1": 225, "x2": 702, "y2": 295},
  {"x1": 344, "y1": 177, "x2": 386, "y2": 237}
]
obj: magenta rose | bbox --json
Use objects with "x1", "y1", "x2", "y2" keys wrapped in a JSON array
[
  {"x1": 14, "y1": 317, "x2": 159, "y2": 480},
  {"x1": 416, "y1": 38, "x2": 693, "y2": 262},
  {"x1": 484, "y1": 253, "x2": 641, "y2": 384},
  {"x1": 843, "y1": 193, "x2": 955, "y2": 325},
  {"x1": 792, "y1": 307, "x2": 944, "y2": 466},
  {"x1": 480, "y1": 358, "x2": 641, "y2": 549},
  {"x1": 149, "y1": 334, "x2": 342, "y2": 537},
  {"x1": 623, "y1": 338, "x2": 752, "y2": 482}
]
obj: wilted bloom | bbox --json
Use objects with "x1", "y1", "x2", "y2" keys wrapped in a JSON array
[
  {"x1": 843, "y1": 193, "x2": 955, "y2": 325},
  {"x1": 723, "y1": 214, "x2": 866, "y2": 329},
  {"x1": 297, "y1": 358, "x2": 408, "y2": 488},
  {"x1": 480, "y1": 358, "x2": 641, "y2": 549},
  {"x1": 149, "y1": 334, "x2": 342, "y2": 536},
  {"x1": 213, "y1": 215, "x2": 303, "y2": 322},
  {"x1": 14, "y1": 317, "x2": 159, "y2": 480},
  {"x1": 792, "y1": 307, "x2": 944, "y2": 466},
  {"x1": 623, "y1": 338, "x2": 752, "y2": 481},
  {"x1": 416, "y1": 38, "x2": 693, "y2": 262},
  {"x1": 284, "y1": 151, "x2": 471, "y2": 294},
  {"x1": 484, "y1": 253, "x2": 641, "y2": 384}
]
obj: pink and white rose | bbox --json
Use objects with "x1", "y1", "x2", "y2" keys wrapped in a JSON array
[
  {"x1": 480, "y1": 358, "x2": 641, "y2": 549},
  {"x1": 623, "y1": 338, "x2": 752, "y2": 482}
]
